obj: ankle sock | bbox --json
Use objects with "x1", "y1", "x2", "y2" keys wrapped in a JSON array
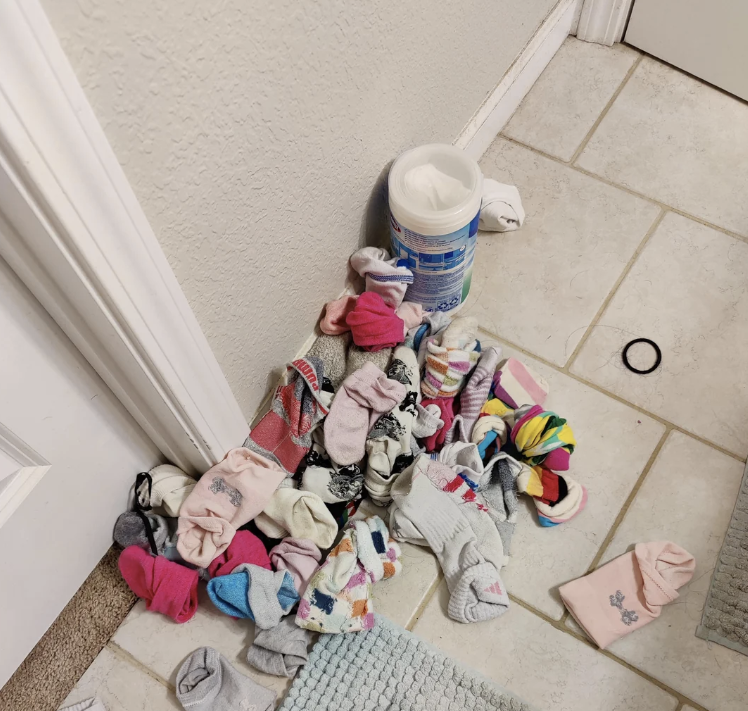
[
  {"x1": 114, "y1": 510, "x2": 179, "y2": 560},
  {"x1": 254, "y1": 483, "x2": 338, "y2": 549},
  {"x1": 206, "y1": 563, "x2": 298, "y2": 629},
  {"x1": 177, "y1": 448, "x2": 286, "y2": 568},
  {"x1": 176, "y1": 647, "x2": 276, "y2": 711},
  {"x1": 346, "y1": 292, "x2": 405, "y2": 352},
  {"x1": 493, "y1": 357, "x2": 549, "y2": 409},
  {"x1": 349, "y1": 247, "x2": 414, "y2": 309},
  {"x1": 535, "y1": 474, "x2": 587, "y2": 527},
  {"x1": 420, "y1": 397, "x2": 455, "y2": 452},
  {"x1": 320, "y1": 295, "x2": 358, "y2": 335},
  {"x1": 479, "y1": 453, "x2": 525, "y2": 562},
  {"x1": 136, "y1": 464, "x2": 196, "y2": 518},
  {"x1": 395, "y1": 302, "x2": 424, "y2": 332},
  {"x1": 118, "y1": 546, "x2": 198, "y2": 623},
  {"x1": 444, "y1": 346, "x2": 502, "y2": 445},
  {"x1": 412, "y1": 403, "x2": 444, "y2": 439},
  {"x1": 323, "y1": 361, "x2": 406, "y2": 466},
  {"x1": 421, "y1": 317, "x2": 480, "y2": 399},
  {"x1": 390, "y1": 455, "x2": 509, "y2": 623},
  {"x1": 306, "y1": 332, "x2": 351, "y2": 391},
  {"x1": 207, "y1": 530, "x2": 271, "y2": 578},
  {"x1": 363, "y1": 438, "x2": 405, "y2": 506},
  {"x1": 300, "y1": 429, "x2": 363, "y2": 504},
  {"x1": 268, "y1": 538, "x2": 321, "y2": 595},
  {"x1": 296, "y1": 516, "x2": 401, "y2": 633},
  {"x1": 364, "y1": 346, "x2": 420, "y2": 504},
  {"x1": 559, "y1": 542, "x2": 695, "y2": 649},
  {"x1": 511, "y1": 404, "x2": 576, "y2": 470},
  {"x1": 245, "y1": 357, "x2": 330, "y2": 474},
  {"x1": 245, "y1": 617, "x2": 312, "y2": 678}
]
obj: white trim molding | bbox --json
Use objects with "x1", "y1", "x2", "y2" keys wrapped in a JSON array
[
  {"x1": 455, "y1": 0, "x2": 579, "y2": 160},
  {"x1": 575, "y1": 0, "x2": 632, "y2": 45},
  {"x1": 0, "y1": 424, "x2": 50, "y2": 529},
  {"x1": 0, "y1": 0, "x2": 248, "y2": 474}
]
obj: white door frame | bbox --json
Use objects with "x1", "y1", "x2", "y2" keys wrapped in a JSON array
[
  {"x1": 0, "y1": 0, "x2": 248, "y2": 475},
  {"x1": 576, "y1": 0, "x2": 633, "y2": 45}
]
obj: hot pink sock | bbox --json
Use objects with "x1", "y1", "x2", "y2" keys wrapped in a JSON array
[
  {"x1": 323, "y1": 361, "x2": 406, "y2": 466},
  {"x1": 207, "y1": 530, "x2": 272, "y2": 578},
  {"x1": 119, "y1": 546, "x2": 199, "y2": 623},
  {"x1": 421, "y1": 398, "x2": 456, "y2": 452},
  {"x1": 346, "y1": 292, "x2": 405, "y2": 352}
]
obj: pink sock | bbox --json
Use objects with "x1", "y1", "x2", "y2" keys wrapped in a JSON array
[
  {"x1": 207, "y1": 530, "x2": 272, "y2": 578},
  {"x1": 395, "y1": 302, "x2": 424, "y2": 333},
  {"x1": 320, "y1": 295, "x2": 358, "y2": 335},
  {"x1": 119, "y1": 546, "x2": 199, "y2": 623},
  {"x1": 323, "y1": 361, "x2": 406, "y2": 465},
  {"x1": 269, "y1": 538, "x2": 322, "y2": 595},
  {"x1": 421, "y1": 398, "x2": 456, "y2": 452},
  {"x1": 559, "y1": 541, "x2": 695, "y2": 649},
  {"x1": 346, "y1": 292, "x2": 405, "y2": 352},
  {"x1": 177, "y1": 448, "x2": 286, "y2": 567}
]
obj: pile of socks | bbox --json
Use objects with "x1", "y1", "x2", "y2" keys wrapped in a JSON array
[{"x1": 113, "y1": 220, "x2": 602, "y2": 665}]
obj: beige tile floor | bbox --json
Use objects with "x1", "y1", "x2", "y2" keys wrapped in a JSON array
[{"x1": 62, "y1": 37, "x2": 748, "y2": 711}]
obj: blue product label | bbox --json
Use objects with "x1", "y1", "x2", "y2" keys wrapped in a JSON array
[{"x1": 390, "y1": 211, "x2": 479, "y2": 312}]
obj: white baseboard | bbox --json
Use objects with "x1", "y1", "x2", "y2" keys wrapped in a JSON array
[{"x1": 455, "y1": 0, "x2": 579, "y2": 160}]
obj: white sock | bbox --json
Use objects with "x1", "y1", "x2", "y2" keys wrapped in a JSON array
[
  {"x1": 390, "y1": 455, "x2": 509, "y2": 623},
  {"x1": 364, "y1": 347, "x2": 420, "y2": 505},
  {"x1": 479, "y1": 179, "x2": 525, "y2": 232}
]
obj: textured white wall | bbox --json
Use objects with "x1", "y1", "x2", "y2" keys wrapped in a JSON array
[{"x1": 43, "y1": 0, "x2": 557, "y2": 421}]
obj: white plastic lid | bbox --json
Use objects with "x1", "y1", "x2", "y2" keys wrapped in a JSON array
[{"x1": 388, "y1": 144, "x2": 483, "y2": 236}]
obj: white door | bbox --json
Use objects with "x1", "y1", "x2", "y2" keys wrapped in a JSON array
[
  {"x1": 625, "y1": 0, "x2": 748, "y2": 101},
  {"x1": 0, "y1": 252, "x2": 161, "y2": 687}
]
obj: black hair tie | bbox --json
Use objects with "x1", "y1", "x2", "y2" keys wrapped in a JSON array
[{"x1": 622, "y1": 338, "x2": 662, "y2": 375}]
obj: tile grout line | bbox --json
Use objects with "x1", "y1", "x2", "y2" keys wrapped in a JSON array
[
  {"x1": 583, "y1": 426, "x2": 671, "y2": 574},
  {"x1": 569, "y1": 53, "x2": 644, "y2": 165},
  {"x1": 405, "y1": 570, "x2": 444, "y2": 631},
  {"x1": 509, "y1": 595, "x2": 707, "y2": 711},
  {"x1": 498, "y1": 133, "x2": 748, "y2": 247},
  {"x1": 105, "y1": 640, "x2": 175, "y2": 692},
  {"x1": 477, "y1": 325, "x2": 747, "y2": 464},
  {"x1": 562, "y1": 208, "x2": 666, "y2": 373}
]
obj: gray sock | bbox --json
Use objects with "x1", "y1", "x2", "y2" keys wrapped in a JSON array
[
  {"x1": 306, "y1": 333, "x2": 351, "y2": 390},
  {"x1": 390, "y1": 455, "x2": 509, "y2": 623},
  {"x1": 344, "y1": 345, "x2": 391, "y2": 379},
  {"x1": 480, "y1": 453, "x2": 523, "y2": 563},
  {"x1": 235, "y1": 564, "x2": 298, "y2": 630},
  {"x1": 176, "y1": 647, "x2": 275, "y2": 711},
  {"x1": 114, "y1": 511, "x2": 169, "y2": 553},
  {"x1": 246, "y1": 616, "x2": 312, "y2": 678}
]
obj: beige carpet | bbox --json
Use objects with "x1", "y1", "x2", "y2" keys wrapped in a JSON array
[{"x1": 0, "y1": 547, "x2": 135, "y2": 711}]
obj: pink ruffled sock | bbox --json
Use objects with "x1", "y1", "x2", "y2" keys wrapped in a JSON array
[{"x1": 323, "y1": 362, "x2": 406, "y2": 466}]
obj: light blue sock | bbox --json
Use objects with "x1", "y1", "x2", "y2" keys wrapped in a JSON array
[{"x1": 207, "y1": 564, "x2": 299, "y2": 628}]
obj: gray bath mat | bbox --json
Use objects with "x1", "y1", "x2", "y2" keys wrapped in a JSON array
[
  {"x1": 696, "y1": 459, "x2": 748, "y2": 655},
  {"x1": 279, "y1": 615, "x2": 531, "y2": 711}
]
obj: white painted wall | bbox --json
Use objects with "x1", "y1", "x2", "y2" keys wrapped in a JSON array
[{"x1": 42, "y1": 0, "x2": 558, "y2": 420}]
